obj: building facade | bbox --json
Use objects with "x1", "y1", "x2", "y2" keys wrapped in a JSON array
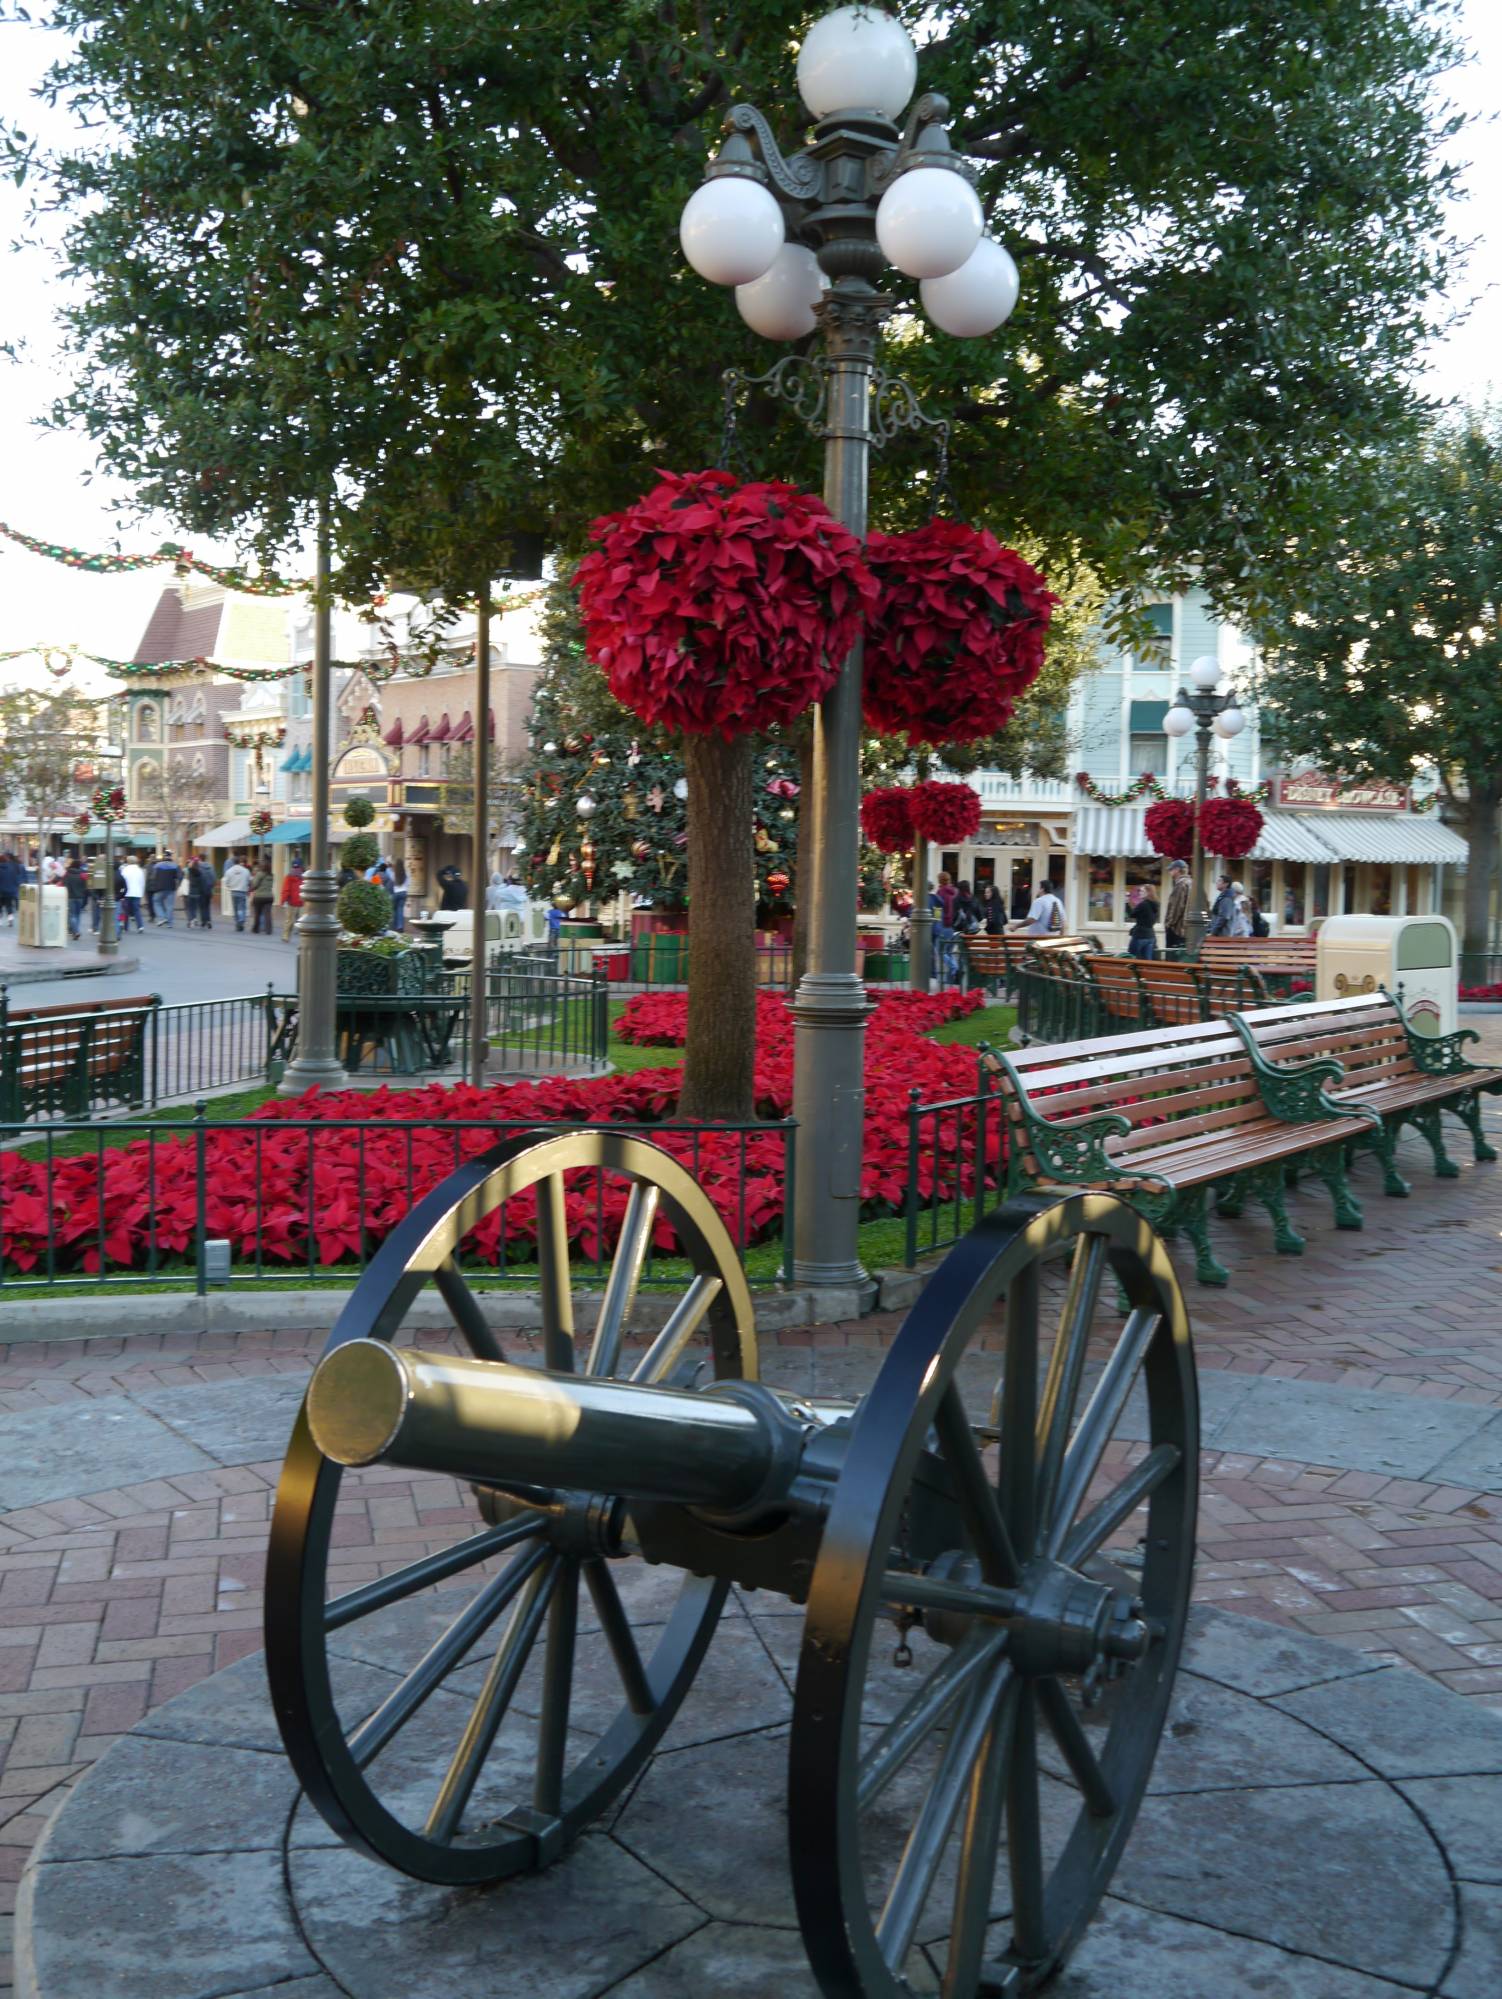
[{"x1": 926, "y1": 589, "x2": 1469, "y2": 950}]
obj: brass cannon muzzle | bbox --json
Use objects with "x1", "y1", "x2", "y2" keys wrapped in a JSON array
[{"x1": 305, "y1": 1341, "x2": 805, "y2": 1517}]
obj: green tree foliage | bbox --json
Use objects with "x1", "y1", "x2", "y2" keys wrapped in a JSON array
[
  {"x1": 1251, "y1": 410, "x2": 1502, "y2": 954},
  {"x1": 0, "y1": 687, "x2": 99, "y2": 852},
  {"x1": 19, "y1": 0, "x2": 1462, "y2": 623}
]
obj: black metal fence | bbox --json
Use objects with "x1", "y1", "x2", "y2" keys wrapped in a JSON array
[
  {"x1": 1460, "y1": 952, "x2": 1502, "y2": 994},
  {"x1": 902, "y1": 1056, "x2": 1007, "y2": 1267},
  {"x1": 0, "y1": 1110, "x2": 797, "y2": 1295},
  {"x1": 474, "y1": 960, "x2": 610, "y2": 1072}
]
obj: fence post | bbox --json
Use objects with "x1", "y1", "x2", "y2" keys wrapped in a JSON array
[
  {"x1": 146, "y1": 994, "x2": 161, "y2": 1110},
  {"x1": 193, "y1": 1098, "x2": 209, "y2": 1296},
  {"x1": 592, "y1": 968, "x2": 608, "y2": 1068},
  {"x1": 781, "y1": 1118, "x2": 796, "y2": 1289},
  {"x1": 904, "y1": 1087, "x2": 922, "y2": 1269}
]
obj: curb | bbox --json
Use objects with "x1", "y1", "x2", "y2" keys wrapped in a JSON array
[{"x1": 0, "y1": 953, "x2": 141, "y2": 986}]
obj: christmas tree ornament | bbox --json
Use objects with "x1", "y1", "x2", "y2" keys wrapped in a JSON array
[
  {"x1": 581, "y1": 836, "x2": 596, "y2": 888},
  {"x1": 543, "y1": 740, "x2": 558, "y2": 755},
  {"x1": 648, "y1": 784, "x2": 666, "y2": 814},
  {"x1": 632, "y1": 839, "x2": 651, "y2": 861},
  {"x1": 622, "y1": 788, "x2": 638, "y2": 819},
  {"x1": 766, "y1": 868, "x2": 791, "y2": 896},
  {"x1": 576, "y1": 794, "x2": 597, "y2": 817}
]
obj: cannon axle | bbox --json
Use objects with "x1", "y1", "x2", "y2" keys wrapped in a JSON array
[{"x1": 307, "y1": 1339, "x2": 817, "y2": 1521}]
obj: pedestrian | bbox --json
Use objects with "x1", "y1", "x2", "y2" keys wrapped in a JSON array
[
  {"x1": 0, "y1": 851, "x2": 18, "y2": 925},
  {"x1": 279, "y1": 860, "x2": 303, "y2": 940},
  {"x1": 390, "y1": 857, "x2": 407, "y2": 933},
  {"x1": 982, "y1": 883, "x2": 1006, "y2": 934},
  {"x1": 930, "y1": 870, "x2": 958, "y2": 986},
  {"x1": 437, "y1": 864, "x2": 468, "y2": 912},
  {"x1": 485, "y1": 870, "x2": 508, "y2": 912},
  {"x1": 223, "y1": 854, "x2": 252, "y2": 931},
  {"x1": 62, "y1": 855, "x2": 89, "y2": 939},
  {"x1": 191, "y1": 855, "x2": 217, "y2": 929},
  {"x1": 1008, "y1": 879, "x2": 1066, "y2": 938},
  {"x1": 1127, "y1": 881, "x2": 1159, "y2": 960},
  {"x1": 250, "y1": 861, "x2": 275, "y2": 933},
  {"x1": 1229, "y1": 883, "x2": 1253, "y2": 939},
  {"x1": 1206, "y1": 873, "x2": 1238, "y2": 937},
  {"x1": 151, "y1": 850, "x2": 181, "y2": 926},
  {"x1": 118, "y1": 852, "x2": 146, "y2": 932},
  {"x1": 1009, "y1": 875, "x2": 1032, "y2": 923},
  {"x1": 1163, "y1": 860, "x2": 1190, "y2": 954}
]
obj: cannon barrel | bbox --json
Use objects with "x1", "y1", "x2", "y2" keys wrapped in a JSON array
[{"x1": 306, "y1": 1340, "x2": 805, "y2": 1515}]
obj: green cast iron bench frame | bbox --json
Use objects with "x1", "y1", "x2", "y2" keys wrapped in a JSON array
[{"x1": 0, "y1": 993, "x2": 157, "y2": 1123}]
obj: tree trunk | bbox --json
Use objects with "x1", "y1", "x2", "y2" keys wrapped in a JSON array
[
  {"x1": 678, "y1": 733, "x2": 757, "y2": 1122},
  {"x1": 1462, "y1": 773, "x2": 1502, "y2": 960},
  {"x1": 791, "y1": 725, "x2": 815, "y2": 986}
]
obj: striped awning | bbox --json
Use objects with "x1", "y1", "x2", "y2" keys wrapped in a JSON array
[
  {"x1": 1245, "y1": 813, "x2": 1339, "y2": 864},
  {"x1": 1304, "y1": 813, "x2": 1468, "y2": 865},
  {"x1": 1073, "y1": 806, "x2": 1151, "y2": 858}
]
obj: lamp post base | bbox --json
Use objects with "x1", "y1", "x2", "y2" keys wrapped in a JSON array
[
  {"x1": 909, "y1": 908, "x2": 934, "y2": 989},
  {"x1": 789, "y1": 969, "x2": 872, "y2": 1295},
  {"x1": 279, "y1": 868, "x2": 347, "y2": 1097}
]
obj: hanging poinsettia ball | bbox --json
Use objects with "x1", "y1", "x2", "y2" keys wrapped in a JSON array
[
  {"x1": 861, "y1": 521, "x2": 1056, "y2": 747},
  {"x1": 1143, "y1": 798, "x2": 1195, "y2": 861},
  {"x1": 909, "y1": 780, "x2": 982, "y2": 844},
  {"x1": 1200, "y1": 795, "x2": 1264, "y2": 859},
  {"x1": 575, "y1": 468, "x2": 876, "y2": 738},
  {"x1": 860, "y1": 786, "x2": 917, "y2": 854}
]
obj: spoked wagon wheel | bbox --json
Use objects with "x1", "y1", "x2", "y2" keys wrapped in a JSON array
[
  {"x1": 265, "y1": 1128, "x2": 756, "y2": 1886},
  {"x1": 791, "y1": 1193, "x2": 1196, "y2": 1998}
]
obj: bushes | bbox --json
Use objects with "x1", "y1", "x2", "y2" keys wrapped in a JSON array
[
  {"x1": 338, "y1": 877, "x2": 394, "y2": 936},
  {"x1": 343, "y1": 796, "x2": 375, "y2": 828},
  {"x1": 339, "y1": 831, "x2": 380, "y2": 873}
]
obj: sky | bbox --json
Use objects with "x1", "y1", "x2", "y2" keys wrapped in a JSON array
[{"x1": 0, "y1": 2, "x2": 1496, "y2": 693}]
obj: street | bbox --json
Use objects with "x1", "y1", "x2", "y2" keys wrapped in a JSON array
[{"x1": 0, "y1": 912, "x2": 301, "y2": 1006}]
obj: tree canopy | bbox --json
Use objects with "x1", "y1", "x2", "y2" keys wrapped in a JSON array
[
  {"x1": 15, "y1": 0, "x2": 1465, "y2": 620},
  {"x1": 1252, "y1": 408, "x2": 1502, "y2": 952}
]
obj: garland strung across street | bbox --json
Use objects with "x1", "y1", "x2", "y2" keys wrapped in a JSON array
[{"x1": 1074, "y1": 770, "x2": 1275, "y2": 807}]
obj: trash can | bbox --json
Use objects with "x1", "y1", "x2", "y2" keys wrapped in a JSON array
[
  {"x1": 1316, "y1": 913, "x2": 1458, "y2": 1036},
  {"x1": 18, "y1": 883, "x2": 68, "y2": 948}
]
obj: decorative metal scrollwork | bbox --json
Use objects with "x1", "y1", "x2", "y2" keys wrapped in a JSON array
[
  {"x1": 722, "y1": 358, "x2": 951, "y2": 469},
  {"x1": 722, "y1": 105, "x2": 823, "y2": 202}
]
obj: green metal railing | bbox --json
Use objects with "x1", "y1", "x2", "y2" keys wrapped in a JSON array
[
  {"x1": 0, "y1": 1110, "x2": 797, "y2": 1295},
  {"x1": 902, "y1": 1055, "x2": 1006, "y2": 1267}
]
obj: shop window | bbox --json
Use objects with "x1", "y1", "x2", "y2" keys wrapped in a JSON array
[
  {"x1": 1370, "y1": 865, "x2": 1392, "y2": 916},
  {"x1": 1046, "y1": 853, "x2": 1066, "y2": 895},
  {"x1": 1124, "y1": 856, "x2": 1162, "y2": 900},
  {"x1": 1087, "y1": 856, "x2": 1116, "y2": 925},
  {"x1": 1249, "y1": 859, "x2": 1274, "y2": 923},
  {"x1": 1342, "y1": 864, "x2": 1357, "y2": 914},
  {"x1": 1283, "y1": 864, "x2": 1307, "y2": 928},
  {"x1": 1128, "y1": 733, "x2": 1168, "y2": 776},
  {"x1": 1311, "y1": 866, "x2": 1330, "y2": 920},
  {"x1": 941, "y1": 850, "x2": 961, "y2": 878}
]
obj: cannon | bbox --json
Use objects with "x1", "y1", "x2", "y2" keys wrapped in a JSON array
[{"x1": 266, "y1": 1129, "x2": 1198, "y2": 1997}]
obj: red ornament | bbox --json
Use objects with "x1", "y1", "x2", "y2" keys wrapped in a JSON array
[
  {"x1": 1143, "y1": 798, "x2": 1195, "y2": 861},
  {"x1": 1200, "y1": 796, "x2": 1264, "y2": 859},
  {"x1": 575, "y1": 469, "x2": 875, "y2": 739},
  {"x1": 861, "y1": 521, "x2": 1055, "y2": 747},
  {"x1": 860, "y1": 787, "x2": 917, "y2": 854},
  {"x1": 765, "y1": 869, "x2": 791, "y2": 896},
  {"x1": 909, "y1": 780, "x2": 982, "y2": 845}
]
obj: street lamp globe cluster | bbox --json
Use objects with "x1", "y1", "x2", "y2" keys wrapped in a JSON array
[
  {"x1": 676, "y1": 5, "x2": 1020, "y2": 1296},
  {"x1": 1163, "y1": 655, "x2": 1248, "y2": 956},
  {"x1": 678, "y1": 5, "x2": 1019, "y2": 343}
]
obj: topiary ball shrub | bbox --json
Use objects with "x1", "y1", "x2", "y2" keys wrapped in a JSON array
[
  {"x1": 340, "y1": 831, "x2": 380, "y2": 873},
  {"x1": 343, "y1": 796, "x2": 375, "y2": 828},
  {"x1": 338, "y1": 877, "x2": 394, "y2": 937}
]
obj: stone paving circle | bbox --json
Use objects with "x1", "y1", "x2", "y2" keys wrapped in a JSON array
[{"x1": 15, "y1": 1595, "x2": 1502, "y2": 1999}]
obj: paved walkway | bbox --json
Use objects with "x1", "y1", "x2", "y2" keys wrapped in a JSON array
[{"x1": 3, "y1": 1043, "x2": 1502, "y2": 1992}]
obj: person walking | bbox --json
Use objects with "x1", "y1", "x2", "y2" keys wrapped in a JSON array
[
  {"x1": 982, "y1": 883, "x2": 1006, "y2": 934},
  {"x1": 1206, "y1": 873, "x2": 1238, "y2": 937},
  {"x1": 0, "y1": 851, "x2": 18, "y2": 925},
  {"x1": 437, "y1": 864, "x2": 467, "y2": 912},
  {"x1": 1008, "y1": 878, "x2": 1066, "y2": 938},
  {"x1": 118, "y1": 853, "x2": 146, "y2": 932},
  {"x1": 223, "y1": 854, "x2": 252, "y2": 931},
  {"x1": 1228, "y1": 882, "x2": 1254, "y2": 938},
  {"x1": 930, "y1": 870, "x2": 958, "y2": 986},
  {"x1": 390, "y1": 858, "x2": 407, "y2": 933},
  {"x1": 1163, "y1": 860, "x2": 1190, "y2": 954},
  {"x1": 151, "y1": 851, "x2": 182, "y2": 926},
  {"x1": 1126, "y1": 882, "x2": 1160, "y2": 960},
  {"x1": 279, "y1": 861, "x2": 304, "y2": 940},
  {"x1": 250, "y1": 861, "x2": 275, "y2": 934},
  {"x1": 63, "y1": 856, "x2": 89, "y2": 939},
  {"x1": 191, "y1": 855, "x2": 217, "y2": 929},
  {"x1": 1009, "y1": 875, "x2": 1032, "y2": 923}
]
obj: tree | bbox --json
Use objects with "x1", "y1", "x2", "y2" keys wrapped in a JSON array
[
  {"x1": 135, "y1": 757, "x2": 219, "y2": 858},
  {"x1": 0, "y1": 686, "x2": 99, "y2": 856},
  {"x1": 1251, "y1": 410, "x2": 1502, "y2": 955}
]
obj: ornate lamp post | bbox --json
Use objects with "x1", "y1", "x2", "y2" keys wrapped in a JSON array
[
  {"x1": 680, "y1": 5, "x2": 1018, "y2": 1292},
  {"x1": 1162, "y1": 655, "x2": 1247, "y2": 958}
]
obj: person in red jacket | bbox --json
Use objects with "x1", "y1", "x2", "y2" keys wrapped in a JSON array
[{"x1": 279, "y1": 861, "x2": 304, "y2": 941}]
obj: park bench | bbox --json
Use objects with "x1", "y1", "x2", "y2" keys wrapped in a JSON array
[
  {"x1": 1229, "y1": 989, "x2": 1502, "y2": 1194},
  {"x1": 1016, "y1": 950, "x2": 1271, "y2": 1042},
  {"x1": 1200, "y1": 934, "x2": 1318, "y2": 993},
  {"x1": 983, "y1": 1012, "x2": 1383, "y2": 1285},
  {"x1": 0, "y1": 992, "x2": 156, "y2": 1123}
]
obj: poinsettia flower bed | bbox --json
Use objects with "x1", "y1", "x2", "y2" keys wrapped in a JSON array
[{"x1": 1, "y1": 991, "x2": 999, "y2": 1278}]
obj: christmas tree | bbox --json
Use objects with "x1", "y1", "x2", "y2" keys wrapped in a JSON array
[{"x1": 513, "y1": 578, "x2": 801, "y2": 922}]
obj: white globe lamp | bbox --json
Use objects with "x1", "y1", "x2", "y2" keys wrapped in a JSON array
[
  {"x1": 736, "y1": 243, "x2": 826, "y2": 340},
  {"x1": 875, "y1": 167, "x2": 983, "y2": 279},
  {"x1": 796, "y1": 7, "x2": 917, "y2": 121},
  {"x1": 920, "y1": 237, "x2": 1020, "y2": 337},
  {"x1": 1162, "y1": 704, "x2": 1195, "y2": 740},
  {"x1": 679, "y1": 177, "x2": 784, "y2": 287},
  {"x1": 1213, "y1": 703, "x2": 1247, "y2": 739},
  {"x1": 1187, "y1": 654, "x2": 1222, "y2": 692}
]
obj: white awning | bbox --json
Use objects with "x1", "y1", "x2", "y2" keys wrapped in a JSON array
[
  {"x1": 194, "y1": 818, "x2": 252, "y2": 847},
  {"x1": 1301, "y1": 813, "x2": 1468, "y2": 865},
  {"x1": 1073, "y1": 806, "x2": 1151, "y2": 857},
  {"x1": 1246, "y1": 813, "x2": 1339, "y2": 864}
]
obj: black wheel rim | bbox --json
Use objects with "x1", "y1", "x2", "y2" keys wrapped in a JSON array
[
  {"x1": 790, "y1": 1192, "x2": 1198, "y2": 1998},
  {"x1": 265, "y1": 1127, "x2": 757, "y2": 1886}
]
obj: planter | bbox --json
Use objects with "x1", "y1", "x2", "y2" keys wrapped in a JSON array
[{"x1": 336, "y1": 948, "x2": 425, "y2": 997}]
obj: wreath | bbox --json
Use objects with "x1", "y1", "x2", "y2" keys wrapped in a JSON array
[
  {"x1": 575, "y1": 468, "x2": 875, "y2": 739},
  {"x1": 862, "y1": 522, "x2": 1055, "y2": 747},
  {"x1": 1143, "y1": 798, "x2": 1195, "y2": 861},
  {"x1": 860, "y1": 787, "x2": 917, "y2": 854},
  {"x1": 90, "y1": 782, "x2": 128, "y2": 824},
  {"x1": 73, "y1": 810, "x2": 91, "y2": 837},
  {"x1": 1199, "y1": 795, "x2": 1264, "y2": 859},
  {"x1": 910, "y1": 780, "x2": 982, "y2": 845},
  {"x1": 249, "y1": 808, "x2": 275, "y2": 839}
]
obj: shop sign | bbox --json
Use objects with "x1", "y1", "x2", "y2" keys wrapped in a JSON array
[
  {"x1": 984, "y1": 820, "x2": 1042, "y2": 847},
  {"x1": 332, "y1": 745, "x2": 391, "y2": 782},
  {"x1": 1273, "y1": 772, "x2": 1410, "y2": 812}
]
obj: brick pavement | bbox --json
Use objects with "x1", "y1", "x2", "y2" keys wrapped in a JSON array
[{"x1": 3, "y1": 1071, "x2": 1502, "y2": 1994}]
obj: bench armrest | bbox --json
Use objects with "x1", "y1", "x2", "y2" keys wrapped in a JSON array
[
  {"x1": 985, "y1": 1046, "x2": 1136, "y2": 1186},
  {"x1": 1226, "y1": 1013, "x2": 1379, "y2": 1130},
  {"x1": 1402, "y1": 1021, "x2": 1487, "y2": 1079}
]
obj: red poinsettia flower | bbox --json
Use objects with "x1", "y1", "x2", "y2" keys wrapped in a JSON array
[
  {"x1": 1199, "y1": 796, "x2": 1264, "y2": 859},
  {"x1": 909, "y1": 780, "x2": 982, "y2": 844},
  {"x1": 1143, "y1": 798, "x2": 1195, "y2": 861},
  {"x1": 860, "y1": 786, "x2": 917, "y2": 853}
]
